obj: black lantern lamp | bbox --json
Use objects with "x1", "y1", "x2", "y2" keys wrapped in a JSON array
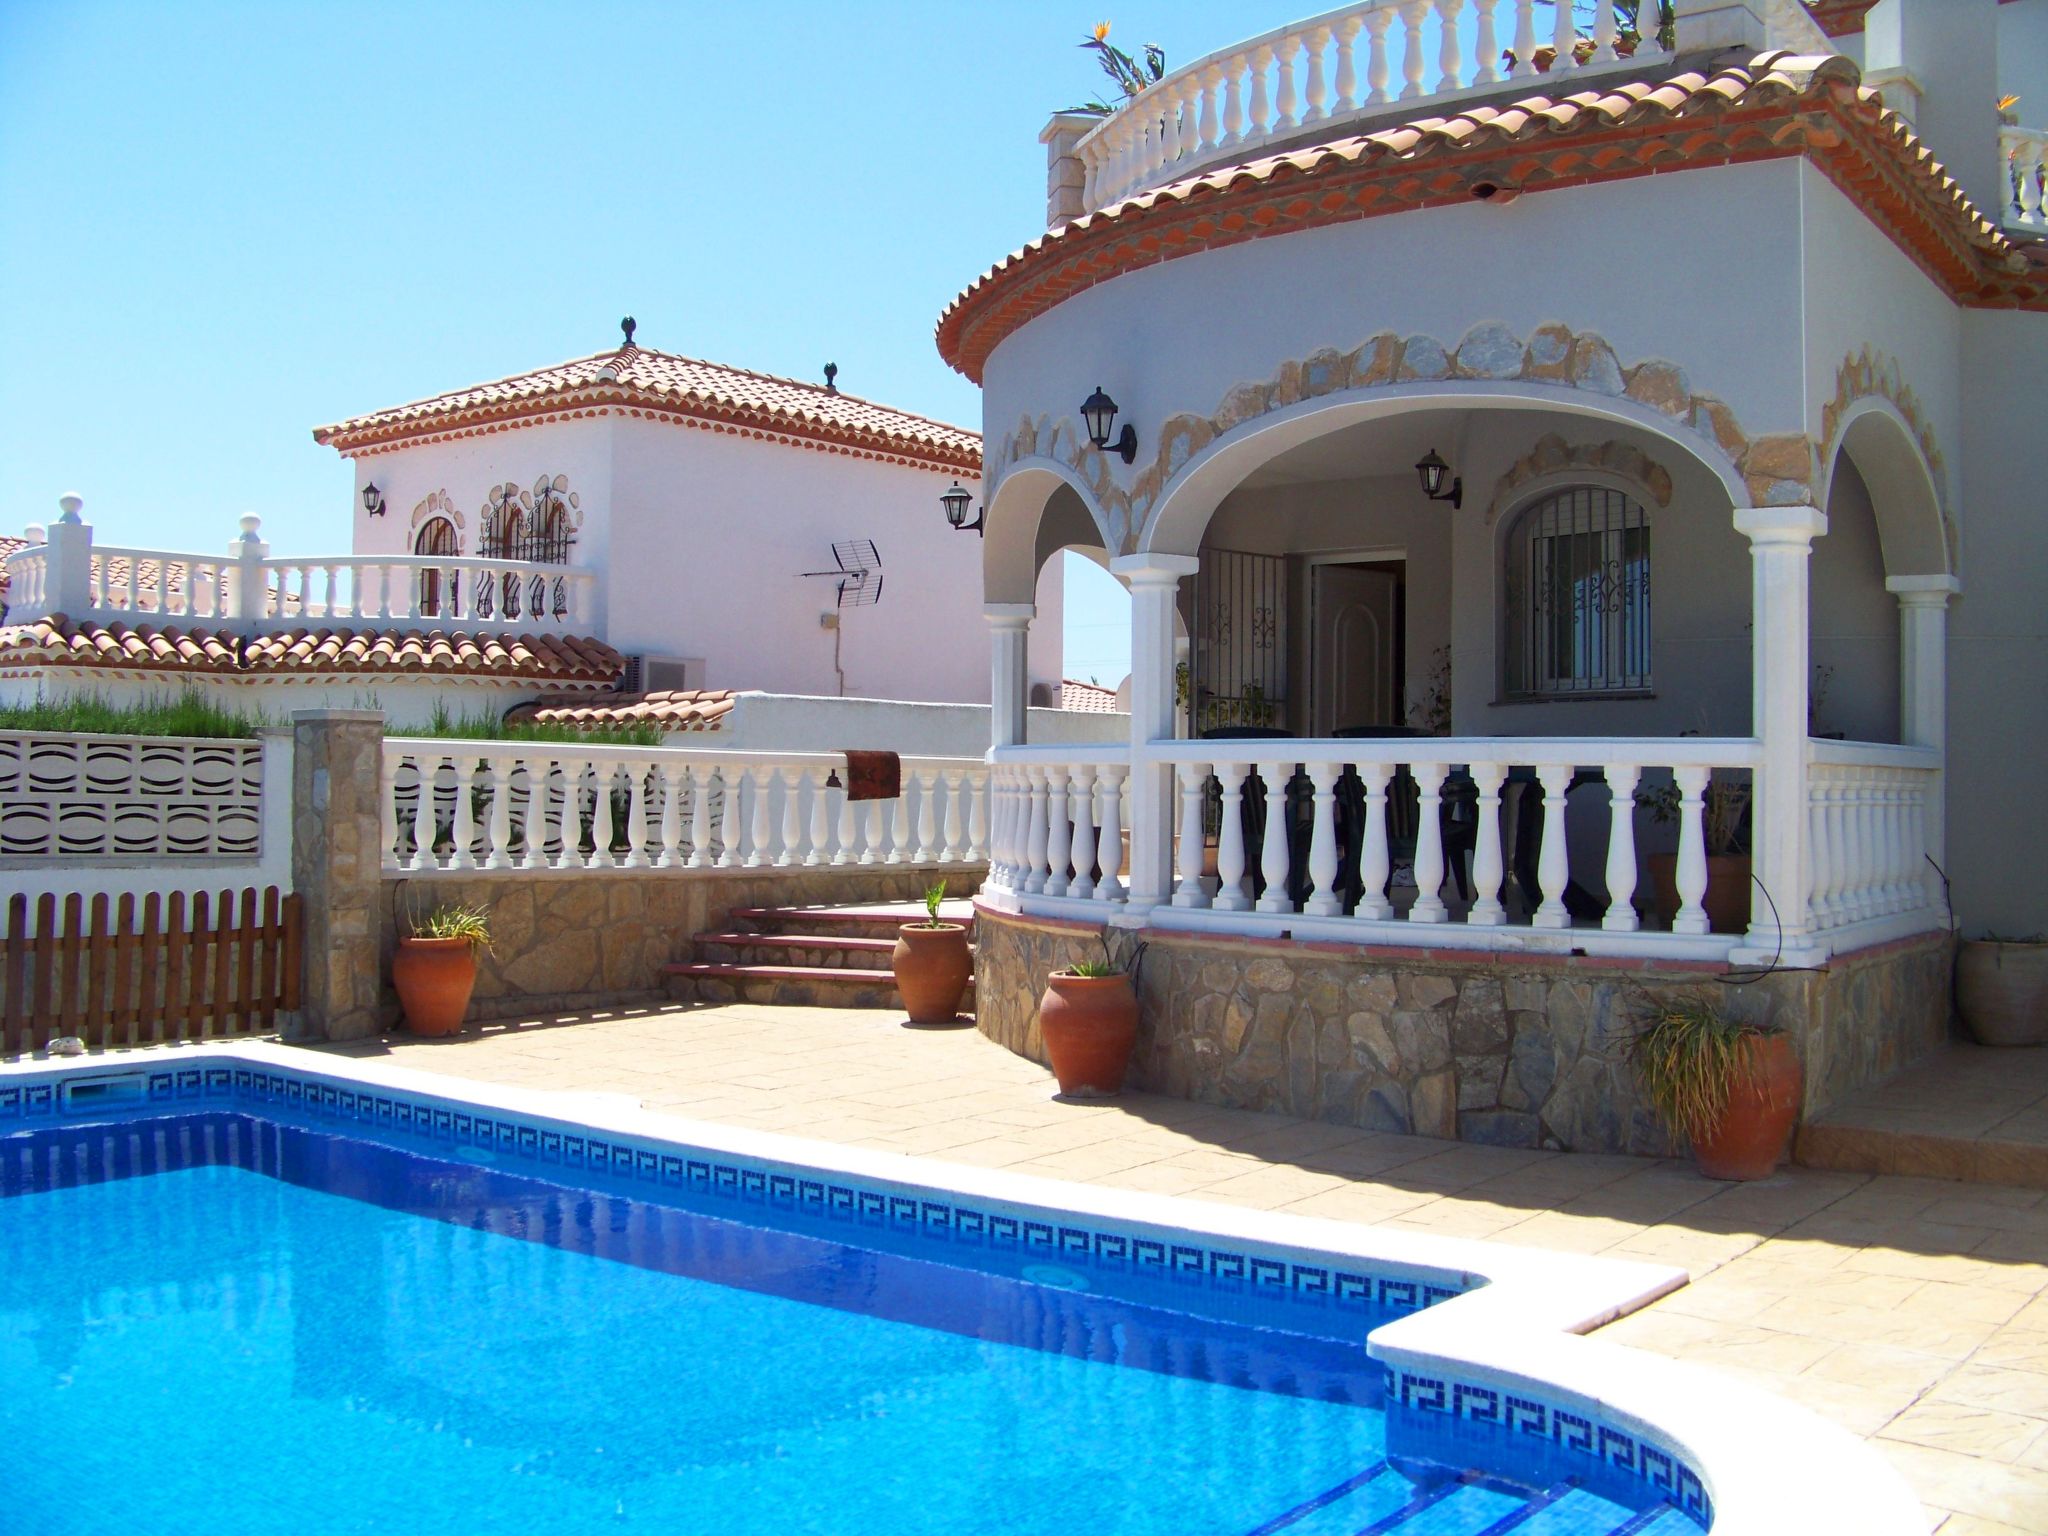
[
  {"x1": 1414, "y1": 449, "x2": 1462, "y2": 510},
  {"x1": 940, "y1": 480, "x2": 984, "y2": 536},
  {"x1": 1080, "y1": 385, "x2": 1138, "y2": 464},
  {"x1": 362, "y1": 482, "x2": 387, "y2": 518}
]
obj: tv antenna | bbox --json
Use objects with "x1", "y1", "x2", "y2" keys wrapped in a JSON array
[{"x1": 799, "y1": 539, "x2": 884, "y2": 608}]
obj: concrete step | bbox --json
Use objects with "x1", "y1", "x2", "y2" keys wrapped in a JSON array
[
  {"x1": 664, "y1": 960, "x2": 976, "y2": 1013},
  {"x1": 726, "y1": 900, "x2": 976, "y2": 940},
  {"x1": 691, "y1": 932, "x2": 898, "y2": 972}
]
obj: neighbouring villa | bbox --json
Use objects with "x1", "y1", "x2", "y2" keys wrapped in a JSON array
[
  {"x1": 953, "y1": 0, "x2": 2048, "y2": 1157},
  {"x1": 4, "y1": 4, "x2": 2047, "y2": 1535}
]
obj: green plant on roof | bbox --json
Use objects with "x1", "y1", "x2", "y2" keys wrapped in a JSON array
[
  {"x1": 1067, "y1": 22, "x2": 1165, "y2": 117},
  {"x1": 0, "y1": 688, "x2": 272, "y2": 738}
]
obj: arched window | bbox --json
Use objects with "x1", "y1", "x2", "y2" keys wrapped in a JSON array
[
  {"x1": 478, "y1": 479, "x2": 577, "y2": 620},
  {"x1": 414, "y1": 516, "x2": 459, "y2": 618},
  {"x1": 1503, "y1": 486, "x2": 1651, "y2": 697}
]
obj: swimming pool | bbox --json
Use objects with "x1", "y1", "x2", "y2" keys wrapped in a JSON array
[{"x1": 0, "y1": 1048, "x2": 1926, "y2": 1535}]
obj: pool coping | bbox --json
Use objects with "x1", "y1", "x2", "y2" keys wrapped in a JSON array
[{"x1": 1, "y1": 1043, "x2": 1928, "y2": 1534}]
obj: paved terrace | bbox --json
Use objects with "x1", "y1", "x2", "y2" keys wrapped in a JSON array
[{"x1": 314, "y1": 1004, "x2": 2048, "y2": 1536}]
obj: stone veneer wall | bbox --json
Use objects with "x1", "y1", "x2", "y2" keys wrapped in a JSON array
[
  {"x1": 974, "y1": 903, "x2": 1952, "y2": 1155},
  {"x1": 379, "y1": 864, "x2": 981, "y2": 1027}
]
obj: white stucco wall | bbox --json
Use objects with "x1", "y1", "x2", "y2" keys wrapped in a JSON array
[
  {"x1": 710, "y1": 694, "x2": 1126, "y2": 756},
  {"x1": 342, "y1": 408, "x2": 1065, "y2": 706}
]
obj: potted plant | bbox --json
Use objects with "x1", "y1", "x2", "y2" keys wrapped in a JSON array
[
  {"x1": 392, "y1": 902, "x2": 490, "y2": 1037},
  {"x1": 1640, "y1": 771, "x2": 1752, "y2": 935},
  {"x1": 1628, "y1": 995, "x2": 1801, "y2": 1180},
  {"x1": 1039, "y1": 935, "x2": 1140, "y2": 1097},
  {"x1": 892, "y1": 882, "x2": 972, "y2": 1025},
  {"x1": 1956, "y1": 935, "x2": 2048, "y2": 1047}
]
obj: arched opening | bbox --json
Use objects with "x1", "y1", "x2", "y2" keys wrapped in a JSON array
[{"x1": 413, "y1": 516, "x2": 458, "y2": 619}]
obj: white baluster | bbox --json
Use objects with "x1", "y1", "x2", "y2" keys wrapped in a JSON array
[
  {"x1": 719, "y1": 765, "x2": 744, "y2": 867},
  {"x1": 1672, "y1": 765, "x2": 1711, "y2": 935},
  {"x1": 858, "y1": 799, "x2": 882, "y2": 867},
  {"x1": 965, "y1": 770, "x2": 989, "y2": 869},
  {"x1": 1304, "y1": 763, "x2": 1344, "y2": 918},
  {"x1": 320, "y1": 563, "x2": 339, "y2": 619},
  {"x1": 802, "y1": 766, "x2": 830, "y2": 866},
  {"x1": 1255, "y1": 761, "x2": 1294, "y2": 914},
  {"x1": 992, "y1": 768, "x2": 1017, "y2": 886},
  {"x1": 1510, "y1": 0, "x2": 1537, "y2": 79},
  {"x1": 1356, "y1": 761, "x2": 1394, "y2": 920},
  {"x1": 1017, "y1": 767, "x2": 1048, "y2": 893},
  {"x1": 685, "y1": 765, "x2": 712, "y2": 868},
  {"x1": 448, "y1": 754, "x2": 479, "y2": 871},
  {"x1": 412, "y1": 755, "x2": 440, "y2": 869},
  {"x1": 549, "y1": 760, "x2": 577, "y2": 869},
  {"x1": 1601, "y1": 764, "x2": 1641, "y2": 932},
  {"x1": 1247, "y1": 44, "x2": 1274, "y2": 140},
  {"x1": 772, "y1": 765, "x2": 800, "y2": 866},
  {"x1": 1274, "y1": 36, "x2": 1300, "y2": 133},
  {"x1": 650, "y1": 760, "x2": 681, "y2": 869},
  {"x1": 1399, "y1": 1, "x2": 1429, "y2": 99},
  {"x1": 483, "y1": 755, "x2": 514, "y2": 870},
  {"x1": 1469, "y1": 762, "x2": 1509, "y2": 926},
  {"x1": 1411, "y1": 761, "x2": 1449, "y2": 923},
  {"x1": 1069, "y1": 765, "x2": 1098, "y2": 902},
  {"x1": 1219, "y1": 63, "x2": 1245, "y2": 148},
  {"x1": 1821, "y1": 777, "x2": 1849, "y2": 928},
  {"x1": 1171, "y1": 762, "x2": 1210, "y2": 908},
  {"x1": 1333, "y1": 16, "x2": 1362, "y2": 110},
  {"x1": 1906, "y1": 775, "x2": 1931, "y2": 909},
  {"x1": 914, "y1": 769, "x2": 939, "y2": 862},
  {"x1": 1551, "y1": 0, "x2": 1577, "y2": 75},
  {"x1": 834, "y1": 774, "x2": 859, "y2": 866},
  {"x1": 1043, "y1": 767, "x2": 1073, "y2": 896},
  {"x1": 1472, "y1": 0, "x2": 1501, "y2": 85},
  {"x1": 1591, "y1": 0, "x2": 1617, "y2": 63},
  {"x1": 1438, "y1": 0, "x2": 1466, "y2": 92},
  {"x1": 1532, "y1": 764, "x2": 1574, "y2": 929},
  {"x1": 613, "y1": 760, "x2": 645, "y2": 868},
  {"x1": 1094, "y1": 766, "x2": 1125, "y2": 902},
  {"x1": 379, "y1": 756, "x2": 401, "y2": 871},
  {"x1": 1214, "y1": 761, "x2": 1251, "y2": 911},
  {"x1": 1302, "y1": 27, "x2": 1333, "y2": 127},
  {"x1": 1196, "y1": 64, "x2": 1221, "y2": 154},
  {"x1": 1159, "y1": 78, "x2": 1184, "y2": 170},
  {"x1": 1887, "y1": 773, "x2": 1913, "y2": 914},
  {"x1": 888, "y1": 787, "x2": 912, "y2": 865},
  {"x1": 1808, "y1": 778, "x2": 1835, "y2": 931},
  {"x1": 1841, "y1": 772, "x2": 1869, "y2": 922},
  {"x1": 744, "y1": 765, "x2": 774, "y2": 867},
  {"x1": 587, "y1": 763, "x2": 617, "y2": 869},
  {"x1": 943, "y1": 769, "x2": 967, "y2": 863}
]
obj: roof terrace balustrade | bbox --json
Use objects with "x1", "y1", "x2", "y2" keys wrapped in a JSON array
[{"x1": 2004, "y1": 124, "x2": 2048, "y2": 232}]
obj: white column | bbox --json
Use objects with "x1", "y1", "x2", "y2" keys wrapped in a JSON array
[
  {"x1": 230, "y1": 514, "x2": 269, "y2": 625},
  {"x1": 1112, "y1": 554, "x2": 1200, "y2": 912},
  {"x1": 1888, "y1": 574, "x2": 1958, "y2": 868},
  {"x1": 986, "y1": 604, "x2": 1033, "y2": 750},
  {"x1": 1734, "y1": 505, "x2": 1826, "y2": 960},
  {"x1": 44, "y1": 496, "x2": 93, "y2": 618}
]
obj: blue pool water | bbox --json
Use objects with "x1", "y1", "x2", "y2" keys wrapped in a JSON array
[{"x1": 0, "y1": 1109, "x2": 1697, "y2": 1535}]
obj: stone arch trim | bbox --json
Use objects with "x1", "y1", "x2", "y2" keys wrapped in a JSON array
[
  {"x1": 1485, "y1": 434, "x2": 1676, "y2": 525},
  {"x1": 1820, "y1": 347, "x2": 1954, "y2": 567},
  {"x1": 408, "y1": 489, "x2": 464, "y2": 535},
  {"x1": 996, "y1": 323, "x2": 1806, "y2": 556},
  {"x1": 479, "y1": 474, "x2": 586, "y2": 536},
  {"x1": 983, "y1": 456, "x2": 1115, "y2": 606}
]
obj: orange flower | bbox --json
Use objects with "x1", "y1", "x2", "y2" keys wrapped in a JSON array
[{"x1": 1093, "y1": 20, "x2": 1111, "y2": 41}]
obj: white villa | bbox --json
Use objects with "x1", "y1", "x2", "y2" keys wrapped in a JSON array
[
  {"x1": 956, "y1": 0, "x2": 2048, "y2": 1150},
  {"x1": 0, "y1": 329, "x2": 1069, "y2": 739}
]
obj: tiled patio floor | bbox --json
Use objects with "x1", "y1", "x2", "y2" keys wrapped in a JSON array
[
  {"x1": 314, "y1": 1003, "x2": 2048, "y2": 1535},
  {"x1": 1799, "y1": 1043, "x2": 2048, "y2": 1189}
]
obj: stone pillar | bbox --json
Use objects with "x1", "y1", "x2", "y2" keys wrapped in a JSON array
[
  {"x1": 44, "y1": 494, "x2": 92, "y2": 618},
  {"x1": 1112, "y1": 553, "x2": 1200, "y2": 911},
  {"x1": 1041, "y1": 112, "x2": 1097, "y2": 227},
  {"x1": 1888, "y1": 573, "x2": 1960, "y2": 865},
  {"x1": 229, "y1": 514, "x2": 269, "y2": 625},
  {"x1": 1734, "y1": 505, "x2": 1827, "y2": 962},
  {"x1": 986, "y1": 603, "x2": 1034, "y2": 750},
  {"x1": 291, "y1": 708, "x2": 386, "y2": 1040}
]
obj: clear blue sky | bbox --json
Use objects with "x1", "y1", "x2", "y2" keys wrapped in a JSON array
[{"x1": 0, "y1": 1, "x2": 1518, "y2": 685}]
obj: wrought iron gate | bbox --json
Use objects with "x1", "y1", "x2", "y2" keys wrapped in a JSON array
[{"x1": 1189, "y1": 548, "x2": 1288, "y2": 734}]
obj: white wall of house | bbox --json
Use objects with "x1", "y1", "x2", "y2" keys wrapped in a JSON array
[
  {"x1": 708, "y1": 694, "x2": 1126, "y2": 756},
  {"x1": 341, "y1": 410, "x2": 1066, "y2": 705}
]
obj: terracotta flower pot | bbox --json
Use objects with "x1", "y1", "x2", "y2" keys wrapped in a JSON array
[
  {"x1": 892, "y1": 923, "x2": 972, "y2": 1024},
  {"x1": 1647, "y1": 852, "x2": 1752, "y2": 935},
  {"x1": 392, "y1": 936, "x2": 479, "y2": 1037},
  {"x1": 1690, "y1": 1032, "x2": 1802, "y2": 1181},
  {"x1": 1957, "y1": 941, "x2": 2048, "y2": 1046},
  {"x1": 1039, "y1": 972, "x2": 1139, "y2": 1097}
]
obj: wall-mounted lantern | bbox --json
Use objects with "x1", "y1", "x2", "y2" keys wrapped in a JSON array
[
  {"x1": 1080, "y1": 385, "x2": 1138, "y2": 464},
  {"x1": 1414, "y1": 449, "x2": 1462, "y2": 511},
  {"x1": 940, "y1": 480, "x2": 984, "y2": 536},
  {"x1": 362, "y1": 482, "x2": 387, "y2": 518}
]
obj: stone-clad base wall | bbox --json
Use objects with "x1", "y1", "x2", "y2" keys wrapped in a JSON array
[
  {"x1": 378, "y1": 864, "x2": 981, "y2": 1028},
  {"x1": 974, "y1": 902, "x2": 1952, "y2": 1155}
]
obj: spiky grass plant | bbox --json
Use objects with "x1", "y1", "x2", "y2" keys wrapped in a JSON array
[
  {"x1": 1625, "y1": 994, "x2": 1775, "y2": 1141},
  {"x1": 916, "y1": 881, "x2": 950, "y2": 928},
  {"x1": 1060, "y1": 932, "x2": 1124, "y2": 980},
  {"x1": 406, "y1": 902, "x2": 492, "y2": 953},
  {"x1": 422, "y1": 700, "x2": 662, "y2": 748},
  {"x1": 0, "y1": 688, "x2": 270, "y2": 738}
]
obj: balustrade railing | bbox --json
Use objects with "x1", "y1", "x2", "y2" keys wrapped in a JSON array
[
  {"x1": 379, "y1": 740, "x2": 991, "y2": 874},
  {"x1": 1805, "y1": 741, "x2": 1943, "y2": 934},
  {"x1": 1075, "y1": 0, "x2": 1669, "y2": 210},
  {"x1": 256, "y1": 555, "x2": 596, "y2": 634},
  {"x1": 2005, "y1": 125, "x2": 2048, "y2": 231},
  {"x1": 984, "y1": 748, "x2": 1134, "y2": 907}
]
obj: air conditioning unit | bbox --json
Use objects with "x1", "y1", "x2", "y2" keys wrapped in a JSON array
[{"x1": 622, "y1": 654, "x2": 707, "y2": 694}]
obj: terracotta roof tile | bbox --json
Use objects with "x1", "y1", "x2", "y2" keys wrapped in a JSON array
[
  {"x1": 504, "y1": 689, "x2": 741, "y2": 732},
  {"x1": 938, "y1": 51, "x2": 2040, "y2": 381},
  {"x1": 1060, "y1": 679, "x2": 1123, "y2": 714},
  {"x1": 0, "y1": 616, "x2": 622, "y2": 685},
  {"x1": 314, "y1": 345, "x2": 981, "y2": 473}
]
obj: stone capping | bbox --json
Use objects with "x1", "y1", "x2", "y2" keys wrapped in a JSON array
[
  {"x1": 993, "y1": 323, "x2": 1819, "y2": 558},
  {"x1": 0, "y1": 1043, "x2": 1929, "y2": 1536}
]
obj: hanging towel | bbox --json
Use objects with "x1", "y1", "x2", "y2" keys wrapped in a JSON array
[{"x1": 843, "y1": 750, "x2": 901, "y2": 802}]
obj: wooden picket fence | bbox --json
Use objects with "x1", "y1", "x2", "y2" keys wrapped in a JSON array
[{"x1": 1, "y1": 886, "x2": 301, "y2": 1054}]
